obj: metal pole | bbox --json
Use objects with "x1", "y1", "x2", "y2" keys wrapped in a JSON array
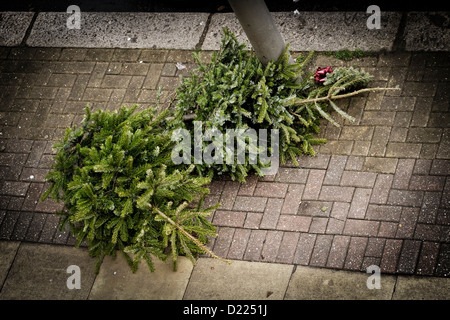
[{"x1": 228, "y1": 0, "x2": 293, "y2": 65}]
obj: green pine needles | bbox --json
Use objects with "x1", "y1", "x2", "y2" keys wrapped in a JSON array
[
  {"x1": 42, "y1": 105, "x2": 222, "y2": 273},
  {"x1": 42, "y1": 28, "x2": 399, "y2": 273},
  {"x1": 175, "y1": 28, "x2": 398, "y2": 182}
]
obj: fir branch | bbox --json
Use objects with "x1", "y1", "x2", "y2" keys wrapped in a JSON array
[
  {"x1": 153, "y1": 206, "x2": 231, "y2": 265},
  {"x1": 292, "y1": 87, "x2": 401, "y2": 106}
]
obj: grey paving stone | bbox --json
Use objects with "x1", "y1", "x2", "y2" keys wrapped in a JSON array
[
  {"x1": 393, "y1": 276, "x2": 450, "y2": 299},
  {"x1": 285, "y1": 265, "x2": 396, "y2": 300},
  {"x1": 0, "y1": 243, "x2": 96, "y2": 299},
  {"x1": 184, "y1": 258, "x2": 292, "y2": 300},
  {"x1": 202, "y1": 12, "x2": 401, "y2": 51},
  {"x1": 0, "y1": 12, "x2": 34, "y2": 46},
  {"x1": 0, "y1": 241, "x2": 20, "y2": 290},
  {"x1": 89, "y1": 254, "x2": 193, "y2": 300},
  {"x1": 404, "y1": 12, "x2": 450, "y2": 51},
  {"x1": 27, "y1": 12, "x2": 209, "y2": 49}
]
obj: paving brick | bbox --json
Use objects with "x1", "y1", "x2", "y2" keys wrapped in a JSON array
[
  {"x1": 139, "y1": 49, "x2": 168, "y2": 63},
  {"x1": 392, "y1": 158, "x2": 416, "y2": 189},
  {"x1": 442, "y1": 178, "x2": 450, "y2": 209},
  {"x1": 380, "y1": 239, "x2": 403, "y2": 273},
  {"x1": 387, "y1": 189, "x2": 424, "y2": 207},
  {"x1": 110, "y1": 49, "x2": 140, "y2": 62},
  {"x1": 219, "y1": 181, "x2": 240, "y2": 210},
  {"x1": 378, "y1": 52, "x2": 411, "y2": 67},
  {"x1": 158, "y1": 76, "x2": 179, "y2": 90},
  {"x1": 227, "y1": 228, "x2": 251, "y2": 260},
  {"x1": 340, "y1": 126, "x2": 374, "y2": 141},
  {"x1": 46, "y1": 73, "x2": 76, "y2": 88},
  {"x1": 326, "y1": 218, "x2": 345, "y2": 234},
  {"x1": 435, "y1": 244, "x2": 450, "y2": 277},
  {"x1": 1, "y1": 181, "x2": 29, "y2": 196},
  {"x1": 368, "y1": 126, "x2": 391, "y2": 157},
  {"x1": 0, "y1": 211, "x2": 20, "y2": 239},
  {"x1": 366, "y1": 204, "x2": 402, "y2": 222},
  {"x1": 296, "y1": 154, "x2": 330, "y2": 169},
  {"x1": 161, "y1": 63, "x2": 177, "y2": 76},
  {"x1": 348, "y1": 188, "x2": 372, "y2": 219},
  {"x1": 243, "y1": 212, "x2": 262, "y2": 229},
  {"x1": 365, "y1": 238, "x2": 385, "y2": 257},
  {"x1": 370, "y1": 174, "x2": 393, "y2": 204},
  {"x1": 414, "y1": 224, "x2": 442, "y2": 241},
  {"x1": 386, "y1": 142, "x2": 422, "y2": 158},
  {"x1": 323, "y1": 155, "x2": 347, "y2": 185},
  {"x1": 84, "y1": 48, "x2": 114, "y2": 61},
  {"x1": 344, "y1": 237, "x2": 367, "y2": 271},
  {"x1": 407, "y1": 128, "x2": 442, "y2": 143},
  {"x1": 344, "y1": 97, "x2": 365, "y2": 125},
  {"x1": 378, "y1": 221, "x2": 398, "y2": 238},
  {"x1": 298, "y1": 201, "x2": 332, "y2": 217},
  {"x1": 207, "y1": 180, "x2": 224, "y2": 195},
  {"x1": 343, "y1": 219, "x2": 379, "y2": 237},
  {"x1": 437, "y1": 209, "x2": 450, "y2": 226},
  {"x1": 418, "y1": 192, "x2": 441, "y2": 224},
  {"x1": 389, "y1": 127, "x2": 408, "y2": 142},
  {"x1": 309, "y1": 234, "x2": 333, "y2": 267},
  {"x1": 393, "y1": 111, "x2": 412, "y2": 128},
  {"x1": 213, "y1": 210, "x2": 246, "y2": 227},
  {"x1": 21, "y1": 182, "x2": 44, "y2": 211},
  {"x1": 277, "y1": 215, "x2": 311, "y2": 232},
  {"x1": 437, "y1": 129, "x2": 450, "y2": 159},
  {"x1": 428, "y1": 112, "x2": 450, "y2": 128},
  {"x1": 213, "y1": 227, "x2": 234, "y2": 258},
  {"x1": 409, "y1": 175, "x2": 446, "y2": 192},
  {"x1": 243, "y1": 230, "x2": 266, "y2": 261},
  {"x1": 276, "y1": 232, "x2": 300, "y2": 264},
  {"x1": 319, "y1": 140, "x2": 354, "y2": 155},
  {"x1": 381, "y1": 96, "x2": 416, "y2": 111},
  {"x1": 309, "y1": 217, "x2": 328, "y2": 234},
  {"x1": 23, "y1": 212, "x2": 46, "y2": 242},
  {"x1": 260, "y1": 198, "x2": 283, "y2": 229},
  {"x1": 340, "y1": 171, "x2": 377, "y2": 188},
  {"x1": 233, "y1": 196, "x2": 267, "y2": 212},
  {"x1": 101, "y1": 74, "x2": 132, "y2": 88},
  {"x1": 275, "y1": 167, "x2": 309, "y2": 183},
  {"x1": 410, "y1": 97, "x2": 432, "y2": 127},
  {"x1": 416, "y1": 242, "x2": 440, "y2": 276},
  {"x1": 59, "y1": 48, "x2": 87, "y2": 61},
  {"x1": 8, "y1": 196, "x2": 24, "y2": 211},
  {"x1": 53, "y1": 61, "x2": 96, "y2": 74},
  {"x1": 430, "y1": 159, "x2": 450, "y2": 175},
  {"x1": 363, "y1": 158, "x2": 397, "y2": 175},
  {"x1": 260, "y1": 230, "x2": 283, "y2": 262},
  {"x1": 281, "y1": 184, "x2": 304, "y2": 214},
  {"x1": 293, "y1": 233, "x2": 316, "y2": 265},
  {"x1": 396, "y1": 207, "x2": 419, "y2": 239},
  {"x1": 413, "y1": 159, "x2": 432, "y2": 175},
  {"x1": 361, "y1": 111, "x2": 395, "y2": 126},
  {"x1": 345, "y1": 156, "x2": 365, "y2": 171},
  {"x1": 319, "y1": 186, "x2": 354, "y2": 202},
  {"x1": 253, "y1": 182, "x2": 288, "y2": 198},
  {"x1": 142, "y1": 64, "x2": 164, "y2": 89},
  {"x1": 44, "y1": 113, "x2": 75, "y2": 129},
  {"x1": 237, "y1": 174, "x2": 258, "y2": 196},
  {"x1": 326, "y1": 235, "x2": 351, "y2": 269},
  {"x1": 397, "y1": 240, "x2": 421, "y2": 274},
  {"x1": 402, "y1": 82, "x2": 437, "y2": 97},
  {"x1": 120, "y1": 62, "x2": 150, "y2": 76},
  {"x1": 38, "y1": 213, "x2": 59, "y2": 243},
  {"x1": 82, "y1": 88, "x2": 112, "y2": 102},
  {"x1": 302, "y1": 169, "x2": 325, "y2": 200}
]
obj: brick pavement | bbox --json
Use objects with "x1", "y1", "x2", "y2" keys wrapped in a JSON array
[{"x1": 0, "y1": 47, "x2": 448, "y2": 277}]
